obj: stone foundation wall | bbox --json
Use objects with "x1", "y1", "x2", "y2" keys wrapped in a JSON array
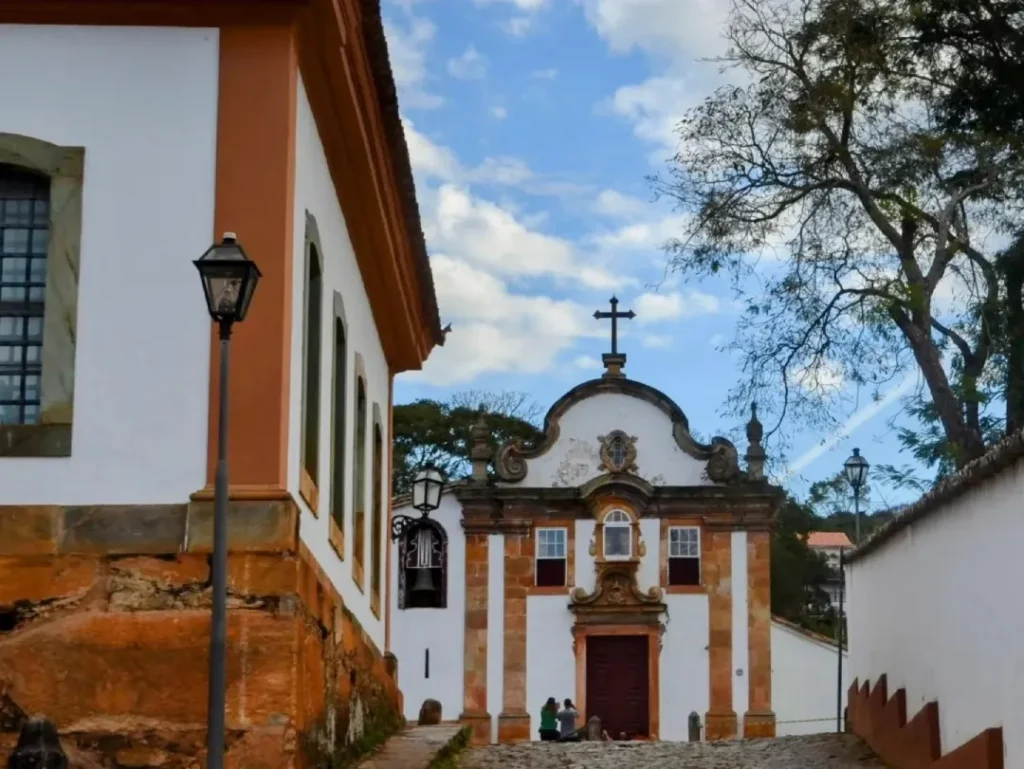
[{"x1": 0, "y1": 498, "x2": 403, "y2": 769}]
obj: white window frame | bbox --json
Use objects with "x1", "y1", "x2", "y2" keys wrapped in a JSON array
[
  {"x1": 535, "y1": 527, "x2": 568, "y2": 586},
  {"x1": 602, "y1": 509, "x2": 632, "y2": 560},
  {"x1": 668, "y1": 526, "x2": 701, "y2": 559}
]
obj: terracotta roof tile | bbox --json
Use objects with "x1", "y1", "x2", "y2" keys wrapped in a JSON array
[{"x1": 806, "y1": 531, "x2": 853, "y2": 548}]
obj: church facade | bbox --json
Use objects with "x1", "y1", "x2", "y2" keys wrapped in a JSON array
[{"x1": 390, "y1": 349, "x2": 784, "y2": 744}]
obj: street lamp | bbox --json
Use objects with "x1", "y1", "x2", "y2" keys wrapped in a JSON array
[
  {"x1": 843, "y1": 447, "x2": 869, "y2": 545},
  {"x1": 194, "y1": 232, "x2": 261, "y2": 769},
  {"x1": 391, "y1": 465, "x2": 445, "y2": 541}
]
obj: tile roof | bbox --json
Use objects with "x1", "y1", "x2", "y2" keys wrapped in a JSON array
[
  {"x1": 847, "y1": 427, "x2": 1024, "y2": 565},
  {"x1": 806, "y1": 531, "x2": 854, "y2": 548}
]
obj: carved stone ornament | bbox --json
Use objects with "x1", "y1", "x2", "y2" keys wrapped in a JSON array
[
  {"x1": 494, "y1": 376, "x2": 742, "y2": 484},
  {"x1": 570, "y1": 561, "x2": 664, "y2": 624},
  {"x1": 597, "y1": 430, "x2": 638, "y2": 474}
]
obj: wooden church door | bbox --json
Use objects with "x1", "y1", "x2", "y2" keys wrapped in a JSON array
[{"x1": 585, "y1": 634, "x2": 649, "y2": 738}]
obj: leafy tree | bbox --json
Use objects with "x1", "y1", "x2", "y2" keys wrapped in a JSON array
[
  {"x1": 392, "y1": 391, "x2": 544, "y2": 495},
  {"x1": 655, "y1": 0, "x2": 1024, "y2": 469},
  {"x1": 806, "y1": 471, "x2": 896, "y2": 541},
  {"x1": 771, "y1": 497, "x2": 833, "y2": 631}
]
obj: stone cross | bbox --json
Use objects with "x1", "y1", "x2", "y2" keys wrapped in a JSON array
[{"x1": 593, "y1": 296, "x2": 635, "y2": 356}]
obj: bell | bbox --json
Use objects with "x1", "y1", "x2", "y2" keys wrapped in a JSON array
[{"x1": 410, "y1": 567, "x2": 435, "y2": 595}]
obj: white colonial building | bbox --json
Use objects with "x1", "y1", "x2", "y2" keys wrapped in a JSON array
[{"x1": 390, "y1": 350, "x2": 848, "y2": 744}]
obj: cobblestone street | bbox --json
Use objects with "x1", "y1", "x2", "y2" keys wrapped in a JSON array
[{"x1": 459, "y1": 734, "x2": 884, "y2": 769}]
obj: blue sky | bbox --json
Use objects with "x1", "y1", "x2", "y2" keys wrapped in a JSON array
[{"x1": 385, "y1": 0, "x2": 927, "y2": 511}]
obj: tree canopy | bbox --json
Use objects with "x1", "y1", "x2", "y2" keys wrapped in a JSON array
[
  {"x1": 392, "y1": 391, "x2": 544, "y2": 494},
  {"x1": 656, "y1": 0, "x2": 1024, "y2": 475}
]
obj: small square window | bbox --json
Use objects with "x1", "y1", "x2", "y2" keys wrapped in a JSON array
[
  {"x1": 668, "y1": 527, "x2": 701, "y2": 586},
  {"x1": 536, "y1": 527, "x2": 568, "y2": 587}
]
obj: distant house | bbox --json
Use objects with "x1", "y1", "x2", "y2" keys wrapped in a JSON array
[{"x1": 807, "y1": 531, "x2": 853, "y2": 607}]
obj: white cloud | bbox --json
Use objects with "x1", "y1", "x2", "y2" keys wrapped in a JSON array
[
  {"x1": 425, "y1": 184, "x2": 622, "y2": 289},
  {"x1": 404, "y1": 119, "x2": 533, "y2": 187},
  {"x1": 503, "y1": 16, "x2": 533, "y2": 36},
  {"x1": 474, "y1": 0, "x2": 548, "y2": 9},
  {"x1": 382, "y1": 14, "x2": 444, "y2": 110},
  {"x1": 576, "y1": 0, "x2": 729, "y2": 60},
  {"x1": 632, "y1": 290, "x2": 720, "y2": 323},
  {"x1": 532, "y1": 68, "x2": 559, "y2": 79},
  {"x1": 791, "y1": 362, "x2": 847, "y2": 395},
  {"x1": 490, "y1": 105, "x2": 509, "y2": 119},
  {"x1": 604, "y1": 74, "x2": 711, "y2": 162},
  {"x1": 447, "y1": 45, "x2": 487, "y2": 80},
  {"x1": 591, "y1": 211, "x2": 689, "y2": 253},
  {"x1": 593, "y1": 189, "x2": 649, "y2": 219},
  {"x1": 641, "y1": 334, "x2": 673, "y2": 349},
  {"x1": 574, "y1": 354, "x2": 603, "y2": 370},
  {"x1": 411, "y1": 256, "x2": 597, "y2": 385}
]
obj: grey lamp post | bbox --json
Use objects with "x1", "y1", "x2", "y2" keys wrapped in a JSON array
[
  {"x1": 194, "y1": 232, "x2": 261, "y2": 769},
  {"x1": 843, "y1": 447, "x2": 869, "y2": 545}
]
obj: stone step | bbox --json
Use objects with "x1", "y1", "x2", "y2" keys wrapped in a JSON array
[{"x1": 357, "y1": 725, "x2": 469, "y2": 769}]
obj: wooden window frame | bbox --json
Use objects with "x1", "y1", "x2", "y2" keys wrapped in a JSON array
[
  {"x1": 0, "y1": 134, "x2": 84, "y2": 458},
  {"x1": 327, "y1": 290, "x2": 348, "y2": 558},
  {"x1": 667, "y1": 525, "x2": 701, "y2": 586},
  {"x1": 535, "y1": 526, "x2": 568, "y2": 587},
  {"x1": 299, "y1": 211, "x2": 324, "y2": 512}
]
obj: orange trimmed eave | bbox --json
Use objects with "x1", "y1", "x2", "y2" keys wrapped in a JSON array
[{"x1": 0, "y1": 0, "x2": 443, "y2": 374}]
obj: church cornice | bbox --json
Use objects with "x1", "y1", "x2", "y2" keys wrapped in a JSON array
[{"x1": 492, "y1": 377, "x2": 742, "y2": 484}]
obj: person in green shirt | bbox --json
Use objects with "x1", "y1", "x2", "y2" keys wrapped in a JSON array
[{"x1": 538, "y1": 697, "x2": 559, "y2": 741}]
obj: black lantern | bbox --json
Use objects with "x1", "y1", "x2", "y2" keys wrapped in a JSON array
[
  {"x1": 411, "y1": 465, "x2": 445, "y2": 513},
  {"x1": 392, "y1": 465, "x2": 446, "y2": 541},
  {"x1": 194, "y1": 232, "x2": 262, "y2": 325},
  {"x1": 843, "y1": 448, "x2": 869, "y2": 491}
]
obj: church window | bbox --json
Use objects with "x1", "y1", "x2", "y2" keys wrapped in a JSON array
[
  {"x1": 668, "y1": 526, "x2": 701, "y2": 586},
  {"x1": 299, "y1": 236, "x2": 323, "y2": 507},
  {"x1": 398, "y1": 520, "x2": 448, "y2": 610},
  {"x1": 353, "y1": 375, "x2": 367, "y2": 588},
  {"x1": 328, "y1": 307, "x2": 347, "y2": 551},
  {"x1": 603, "y1": 509, "x2": 632, "y2": 559},
  {"x1": 0, "y1": 166, "x2": 48, "y2": 427},
  {"x1": 609, "y1": 436, "x2": 628, "y2": 468},
  {"x1": 370, "y1": 418, "x2": 384, "y2": 615},
  {"x1": 535, "y1": 527, "x2": 567, "y2": 587}
]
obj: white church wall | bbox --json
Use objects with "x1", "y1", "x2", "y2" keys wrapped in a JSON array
[
  {"x1": 639, "y1": 518, "x2": 661, "y2": 589},
  {"x1": 847, "y1": 458, "x2": 1024, "y2": 767},
  {"x1": 517, "y1": 393, "x2": 717, "y2": 488},
  {"x1": 660, "y1": 594, "x2": 710, "y2": 740},
  {"x1": 575, "y1": 519, "x2": 596, "y2": 594},
  {"x1": 731, "y1": 531, "x2": 749, "y2": 720},
  {"x1": 291, "y1": 76, "x2": 392, "y2": 649},
  {"x1": 771, "y1": 620, "x2": 847, "y2": 736},
  {"x1": 526, "y1": 595, "x2": 576, "y2": 741},
  {"x1": 389, "y1": 494, "x2": 466, "y2": 723},
  {"x1": 487, "y1": 533, "x2": 505, "y2": 744},
  {"x1": 0, "y1": 24, "x2": 218, "y2": 504}
]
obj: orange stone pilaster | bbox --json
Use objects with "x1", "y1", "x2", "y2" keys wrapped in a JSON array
[
  {"x1": 498, "y1": 530, "x2": 533, "y2": 743},
  {"x1": 744, "y1": 530, "x2": 776, "y2": 738},
  {"x1": 704, "y1": 529, "x2": 737, "y2": 740},
  {"x1": 460, "y1": 532, "x2": 491, "y2": 744}
]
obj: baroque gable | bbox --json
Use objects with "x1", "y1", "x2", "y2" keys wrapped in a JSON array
[{"x1": 493, "y1": 377, "x2": 742, "y2": 488}]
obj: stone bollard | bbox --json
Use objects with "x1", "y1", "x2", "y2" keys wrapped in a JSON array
[
  {"x1": 586, "y1": 715, "x2": 602, "y2": 741},
  {"x1": 688, "y1": 711, "x2": 702, "y2": 742},
  {"x1": 417, "y1": 699, "x2": 443, "y2": 726},
  {"x1": 8, "y1": 717, "x2": 68, "y2": 769}
]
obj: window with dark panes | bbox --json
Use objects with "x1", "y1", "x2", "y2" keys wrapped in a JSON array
[
  {"x1": 301, "y1": 245, "x2": 323, "y2": 486},
  {"x1": 353, "y1": 377, "x2": 367, "y2": 580},
  {"x1": 668, "y1": 526, "x2": 701, "y2": 586},
  {"x1": 329, "y1": 318, "x2": 347, "y2": 535},
  {"x1": 535, "y1": 527, "x2": 567, "y2": 586},
  {"x1": 0, "y1": 165, "x2": 48, "y2": 426},
  {"x1": 370, "y1": 421, "x2": 384, "y2": 609}
]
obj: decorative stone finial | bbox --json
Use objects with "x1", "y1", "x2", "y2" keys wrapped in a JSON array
[
  {"x1": 744, "y1": 402, "x2": 766, "y2": 481},
  {"x1": 469, "y1": 407, "x2": 493, "y2": 484},
  {"x1": 9, "y1": 717, "x2": 68, "y2": 769}
]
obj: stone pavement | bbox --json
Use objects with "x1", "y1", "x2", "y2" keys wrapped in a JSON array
[
  {"x1": 357, "y1": 725, "x2": 466, "y2": 769},
  {"x1": 459, "y1": 734, "x2": 884, "y2": 769}
]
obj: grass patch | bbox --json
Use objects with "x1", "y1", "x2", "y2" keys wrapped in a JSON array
[{"x1": 426, "y1": 727, "x2": 472, "y2": 769}]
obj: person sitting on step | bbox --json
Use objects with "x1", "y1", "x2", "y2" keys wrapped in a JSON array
[
  {"x1": 538, "y1": 697, "x2": 560, "y2": 741},
  {"x1": 557, "y1": 698, "x2": 580, "y2": 742}
]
